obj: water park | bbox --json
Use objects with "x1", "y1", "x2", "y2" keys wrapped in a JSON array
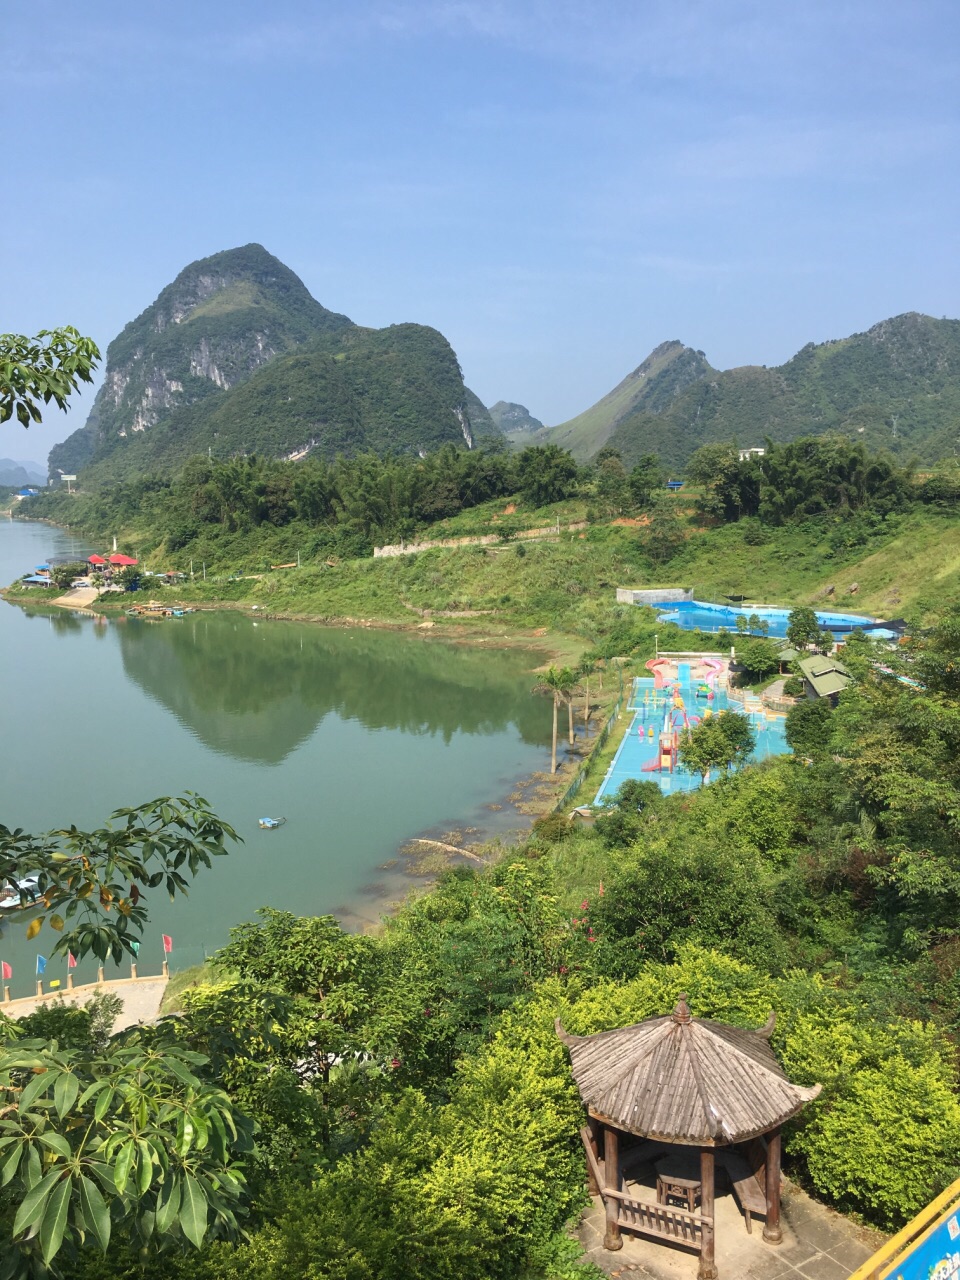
[
  {"x1": 594, "y1": 653, "x2": 790, "y2": 802},
  {"x1": 653, "y1": 599, "x2": 884, "y2": 639}
]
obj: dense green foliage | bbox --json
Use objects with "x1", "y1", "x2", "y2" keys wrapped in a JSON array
[
  {"x1": 597, "y1": 312, "x2": 960, "y2": 469},
  {"x1": 8, "y1": 613, "x2": 960, "y2": 1277},
  {"x1": 690, "y1": 436, "x2": 913, "y2": 527},
  {"x1": 25, "y1": 445, "x2": 566, "y2": 561},
  {"x1": 0, "y1": 795, "x2": 237, "y2": 964},
  {"x1": 0, "y1": 328, "x2": 100, "y2": 432}
]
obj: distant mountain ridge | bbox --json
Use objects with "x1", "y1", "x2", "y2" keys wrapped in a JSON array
[
  {"x1": 550, "y1": 314, "x2": 960, "y2": 469},
  {"x1": 548, "y1": 342, "x2": 714, "y2": 460},
  {"x1": 488, "y1": 401, "x2": 544, "y2": 438},
  {"x1": 51, "y1": 244, "x2": 498, "y2": 481},
  {"x1": 0, "y1": 459, "x2": 46, "y2": 487}
]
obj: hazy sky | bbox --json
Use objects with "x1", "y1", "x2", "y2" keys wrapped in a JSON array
[{"x1": 6, "y1": 0, "x2": 959, "y2": 456}]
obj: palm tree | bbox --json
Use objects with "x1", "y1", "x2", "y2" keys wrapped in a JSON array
[
  {"x1": 533, "y1": 665, "x2": 577, "y2": 774},
  {"x1": 577, "y1": 658, "x2": 597, "y2": 725}
]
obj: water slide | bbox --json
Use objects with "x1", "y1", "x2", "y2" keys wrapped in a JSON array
[
  {"x1": 646, "y1": 658, "x2": 671, "y2": 688},
  {"x1": 701, "y1": 657, "x2": 724, "y2": 689}
]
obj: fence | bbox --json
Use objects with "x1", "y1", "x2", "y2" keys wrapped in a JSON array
[{"x1": 553, "y1": 666, "x2": 627, "y2": 812}]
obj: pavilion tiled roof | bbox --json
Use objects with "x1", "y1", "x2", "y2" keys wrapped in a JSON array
[{"x1": 557, "y1": 997, "x2": 821, "y2": 1147}]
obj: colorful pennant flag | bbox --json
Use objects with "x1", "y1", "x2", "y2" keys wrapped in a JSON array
[
  {"x1": 130, "y1": 941, "x2": 140, "y2": 956},
  {"x1": 36, "y1": 955, "x2": 47, "y2": 976},
  {"x1": 1, "y1": 962, "x2": 11, "y2": 981},
  {"x1": 67, "y1": 953, "x2": 77, "y2": 970},
  {"x1": 162, "y1": 935, "x2": 173, "y2": 954}
]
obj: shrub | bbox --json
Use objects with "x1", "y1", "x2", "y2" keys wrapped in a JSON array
[{"x1": 801, "y1": 1056, "x2": 960, "y2": 1227}]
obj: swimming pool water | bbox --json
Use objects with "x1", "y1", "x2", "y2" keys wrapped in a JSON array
[
  {"x1": 656, "y1": 600, "x2": 874, "y2": 639},
  {"x1": 594, "y1": 677, "x2": 790, "y2": 802}
]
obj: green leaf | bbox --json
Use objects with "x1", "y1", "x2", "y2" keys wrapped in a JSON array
[
  {"x1": 113, "y1": 1141, "x2": 134, "y2": 1195},
  {"x1": 0, "y1": 1141, "x2": 23, "y2": 1188},
  {"x1": 18, "y1": 1070, "x2": 53, "y2": 1113},
  {"x1": 179, "y1": 1173, "x2": 207, "y2": 1248},
  {"x1": 39, "y1": 1174, "x2": 71, "y2": 1265},
  {"x1": 24, "y1": 1144, "x2": 41, "y2": 1190},
  {"x1": 78, "y1": 1174, "x2": 111, "y2": 1252},
  {"x1": 93, "y1": 1087, "x2": 115, "y2": 1123},
  {"x1": 13, "y1": 1167, "x2": 62, "y2": 1237},
  {"x1": 136, "y1": 1138, "x2": 154, "y2": 1195},
  {"x1": 155, "y1": 1174, "x2": 181, "y2": 1234},
  {"x1": 53, "y1": 1071, "x2": 79, "y2": 1119},
  {"x1": 37, "y1": 1131, "x2": 71, "y2": 1159}
]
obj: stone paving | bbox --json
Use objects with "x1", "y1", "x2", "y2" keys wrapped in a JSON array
[
  {"x1": 578, "y1": 1177, "x2": 885, "y2": 1280},
  {"x1": 2, "y1": 977, "x2": 168, "y2": 1032}
]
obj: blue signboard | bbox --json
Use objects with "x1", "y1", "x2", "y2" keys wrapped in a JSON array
[{"x1": 882, "y1": 1208, "x2": 960, "y2": 1280}]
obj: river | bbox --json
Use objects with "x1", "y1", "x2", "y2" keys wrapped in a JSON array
[{"x1": 0, "y1": 518, "x2": 553, "y2": 994}]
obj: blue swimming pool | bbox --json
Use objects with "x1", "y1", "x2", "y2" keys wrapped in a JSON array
[
  {"x1": 656, "y1": 600, "x2": 874, "y2": 639},
  {"x1": 594, "y1": 677, "x2": 790, "y2": 802}
]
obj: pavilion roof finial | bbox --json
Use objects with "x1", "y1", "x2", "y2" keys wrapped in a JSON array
[{"x1": 672, "y1": 994, "x2": 693, "y2": 1024}]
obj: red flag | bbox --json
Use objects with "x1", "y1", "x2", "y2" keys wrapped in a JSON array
[
  {"x1": 67, "y1": 952, "x2": 77, "y2": 969},
  {"x1": 1, "y1": 962, "x2": 11, "y2": 981},
  {"x1": 162, "y1": 935, "x2": 173, "y2": 953}
]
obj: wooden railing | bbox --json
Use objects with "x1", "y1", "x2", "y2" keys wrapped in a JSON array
[{"x1": 606, "y1": 1187, "x2": 707, "y2": 1246}]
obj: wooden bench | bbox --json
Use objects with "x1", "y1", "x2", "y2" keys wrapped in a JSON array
[{"x1": 717, "y1": 1149, "x2": 766, "y2": 1233}]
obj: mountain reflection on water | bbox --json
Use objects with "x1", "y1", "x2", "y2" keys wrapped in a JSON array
[{"x1": 117, "y1": 613, "x2": 551, "y2": 765}]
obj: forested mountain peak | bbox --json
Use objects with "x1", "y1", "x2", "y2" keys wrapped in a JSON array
[
  {"x1": 488, "y1": 401, "x2": 545, "y2": 437},
  {"x1": 48, "y1": 246, "x2": 495, "y2": 481},
  {"x1": 548, "y1": 340, "x2": 715, "y2": 460},
  {"x1": 575, "y1": 312, "x2": 960, "y2": 471},
  {"x1": 50, "y1": 244, "x2": 351, "y2": 477}
]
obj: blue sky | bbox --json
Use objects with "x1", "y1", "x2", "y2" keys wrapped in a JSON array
[{"x1": 6, "y1": 0, "x2": 959, "y2": 456}]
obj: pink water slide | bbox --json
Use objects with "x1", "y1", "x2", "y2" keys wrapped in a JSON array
[
  {"x1": 701, "y1": 658, "x2": 724, "y2": 688},
  {"x1": 645, "y1": 658, "x2": 671, "y2": 688}
]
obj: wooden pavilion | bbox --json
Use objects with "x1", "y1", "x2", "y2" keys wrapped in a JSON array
[{"x1": 557, "y1": 997, "x2": 821, "y2": 1280}]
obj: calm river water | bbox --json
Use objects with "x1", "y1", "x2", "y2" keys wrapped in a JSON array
[{"x1": 0, "y1": 519, "x2": 552, "y2": 994}]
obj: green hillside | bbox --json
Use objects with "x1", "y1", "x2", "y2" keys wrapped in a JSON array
[
  {"x1": 50, "y1": 244, "x2": 350, "y2": 476},
  {"x1": 76, "y1": 323, "x2": 498, "y2": 483},
  {"x1": 549, "y1": 341, "x2": 715, "y2": 459},
  {"x1": 50, "y1": 245, "x2": 497, "y2": 481},
  {"x1": 601, "y1": 312, "x2": 960, "y2": 469}
]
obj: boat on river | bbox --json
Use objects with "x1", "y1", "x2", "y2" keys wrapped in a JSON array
[
  {"x1": 258, "y1": 817, "x2": 286, "y2": 829},
  {"x1": 0, "y1": 875, "x2": 39, "y2": 910}
]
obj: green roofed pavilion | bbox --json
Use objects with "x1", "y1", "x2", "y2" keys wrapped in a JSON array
[{"x1": 797, "y1": 654, "x2": 853, "y2": 699}]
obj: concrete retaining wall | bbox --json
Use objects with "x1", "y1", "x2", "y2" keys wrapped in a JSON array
[
  {"x1": 616, "y1": 587, "x2": 694, "y2": 605},
  {"x1": 374, "y1": 521, "x2": 587, "y2": 558}
]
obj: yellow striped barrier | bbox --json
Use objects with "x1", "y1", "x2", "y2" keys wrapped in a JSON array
[{"x1": 849, "y1": 1178, "x2": 960, "y2": 1279}]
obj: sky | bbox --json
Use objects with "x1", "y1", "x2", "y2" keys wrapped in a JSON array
[{"x1": 6, "y1": 0, "x2": 959, "y2": 458}]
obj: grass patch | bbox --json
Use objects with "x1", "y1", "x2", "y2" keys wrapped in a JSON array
[{"x1": 160, "y1": 961, "x2": 221, "y2": 1013}]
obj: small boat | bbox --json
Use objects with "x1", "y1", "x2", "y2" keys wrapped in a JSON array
[
  {"x1": 0, "y1": 875, "x2": 40, "y2": 911},
  {"x1": 258, "y1": 817, "x2": 286, "y2": 829}
]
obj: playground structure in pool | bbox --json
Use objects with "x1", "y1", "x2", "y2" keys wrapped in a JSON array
[
  {"x1": 594, "y1": 654, "x2": 791, "y2": 802},
  {"x1": 638, "y1": 654, "x2": 726, "y2": 776}
]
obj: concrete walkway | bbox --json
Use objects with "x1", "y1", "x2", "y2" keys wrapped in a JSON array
[
  {"x1": 3, "y1": 976, "x2": 168, "y2": 1033},
  {"x1": 578, "y1": 1178, "x2": 885, "y2": 1280},
  {"x1": 51, "y1": 586, "x2": 99, "y2": 609}
]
